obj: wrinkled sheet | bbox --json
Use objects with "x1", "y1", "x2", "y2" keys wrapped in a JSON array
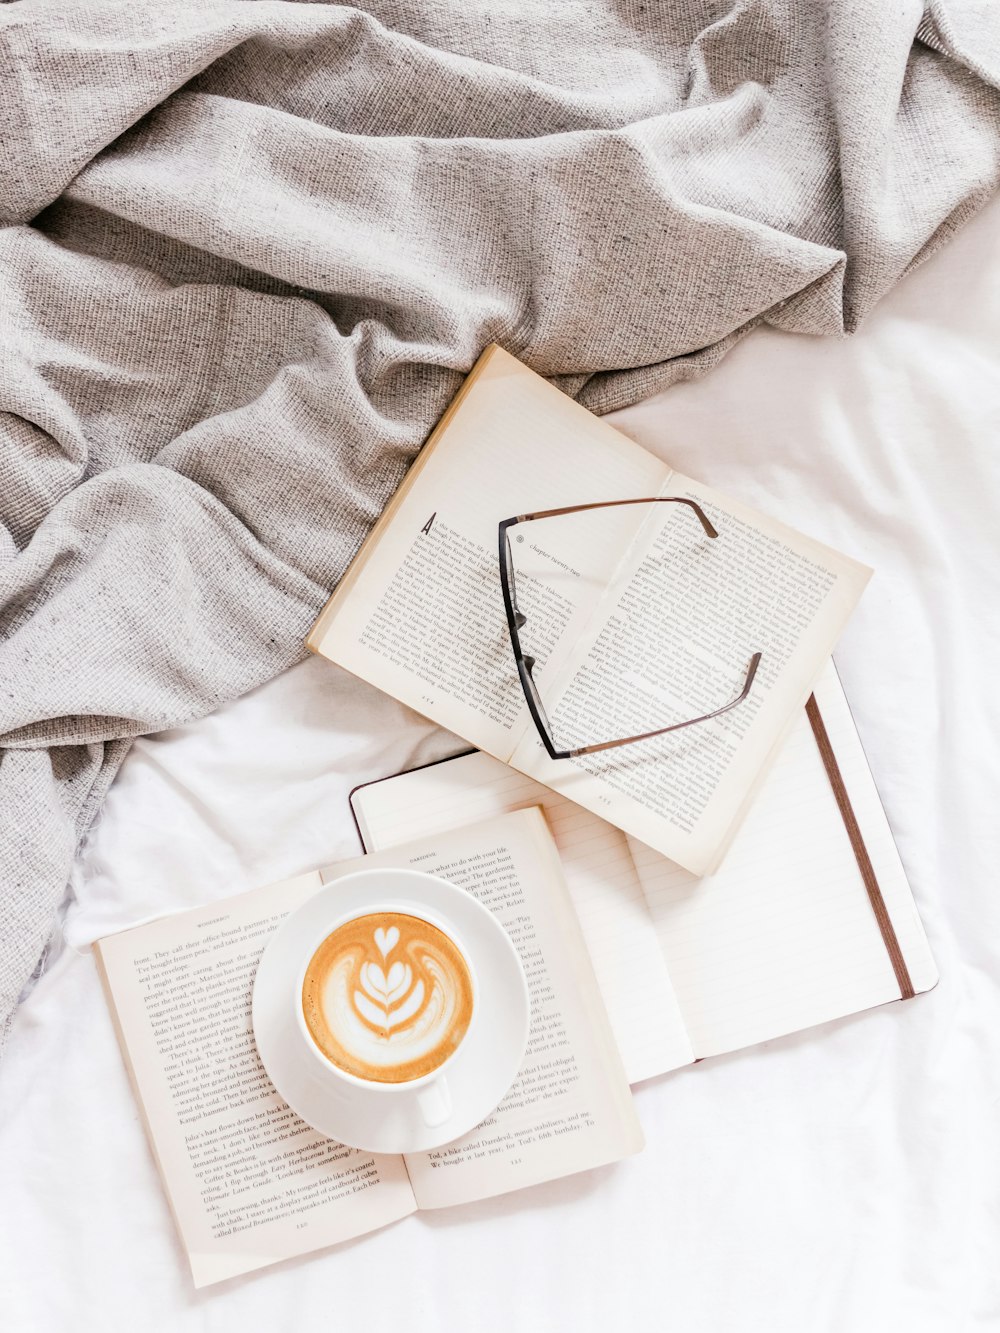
[
  {"x1": 2, "y1": 189, "x2": 998, "y2": 1333},
  {"x1": 4, "y1": 0, "x2": 1000, "y2": 1044}
]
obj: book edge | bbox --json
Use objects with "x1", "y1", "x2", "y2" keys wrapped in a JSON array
[{"x1": 827, "y1": 660, "x2": 939, "y2": 996}]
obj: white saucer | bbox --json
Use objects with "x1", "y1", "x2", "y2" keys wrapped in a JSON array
[{"x1": 252, "y1": 868, "x2": 530, "y2": 1154}]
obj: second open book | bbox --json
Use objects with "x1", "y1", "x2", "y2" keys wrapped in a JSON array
[
  {"x1": 352, "y1": 662, "x2": 937, "y2": 1085},
  {"x1": 310, "y1": 345, "x2": 872, "y2": 875},
  {"x1": 95, "y1": 807, "x2": 643, "y2": 1286}
]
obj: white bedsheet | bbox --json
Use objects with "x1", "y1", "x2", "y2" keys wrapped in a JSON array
[{"x1": 2, "y1": 195, "x2": 999, "y2": 1333}]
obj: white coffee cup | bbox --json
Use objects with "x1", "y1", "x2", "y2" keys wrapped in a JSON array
[
  {"x1": 253, "y1": 866, "x2": 529, "y2": 1154},
  {"x1": 293, "y1": 892, "x2": 479, "y2": 1128}
]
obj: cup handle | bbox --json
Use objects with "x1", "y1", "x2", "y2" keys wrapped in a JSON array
[{"x1": 416, "y1": 1075, "x2": 452, "y2": 1128}]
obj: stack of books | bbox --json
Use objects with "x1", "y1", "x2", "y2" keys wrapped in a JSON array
[{"x1": 96, "y1": 348, "x2": 936, "y2": 1286}]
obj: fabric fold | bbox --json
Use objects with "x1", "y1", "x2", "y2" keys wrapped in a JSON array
[{"x1": 2, "y1": 0, "x2": 1000, "y2": 1047}]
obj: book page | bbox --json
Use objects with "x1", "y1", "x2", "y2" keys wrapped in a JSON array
[
  {"x1": 628, "y1": 662, "x2": 938, "y2": 1058},
  {"x1": 510, "y1": 473, "x2": 872, "y2": 872},
  {"x1": 309, "y1": 345, "x2": 669, "y2": 758},
  {"x1": 95, "y1": 873, "x2": 417, "y2": 1288},
  {"x1": 351, "y1": 752, "x2": 694, "y2": 1084},
  {"x1": 322, "y1": 809, "x2": 644, "y2": 1210}
]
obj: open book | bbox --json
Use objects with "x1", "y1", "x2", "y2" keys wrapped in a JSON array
[
  {"x1": 309, "y1": 345, "x2": 872, "y2": 875},
  {"x1": 352, "y1": 663, "x2": 938, "y2": 1085},
  {"x1": 94, "y1": 809, "x2": 642, "y2": 1287}
]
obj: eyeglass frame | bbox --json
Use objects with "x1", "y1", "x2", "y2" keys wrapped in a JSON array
[{"x1": 498, "y1": 497, "x2": 762, "y2": 761}]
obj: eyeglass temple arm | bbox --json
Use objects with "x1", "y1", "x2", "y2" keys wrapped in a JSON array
[
  {"x1": 510, "y1": 497, "x2": 718, "y2": 539},
  {"x1": 567, "y1": 652, "x2": 763, "y2": 759}
]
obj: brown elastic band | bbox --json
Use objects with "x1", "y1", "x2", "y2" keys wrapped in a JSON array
[{"x1": 805, "y1": 694, "x2": 915, "y2": 1000}]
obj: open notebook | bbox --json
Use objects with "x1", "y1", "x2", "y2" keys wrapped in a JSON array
[{"x1": 352, "y1": 662, "x2": 938, "y2": 1083}]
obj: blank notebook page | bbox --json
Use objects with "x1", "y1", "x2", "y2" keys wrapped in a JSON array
[
  {"x1": 629, "y1": 663, "x2": 937, "y2": 1059},
  {"x1": 352, "y1": 753, "x2": 694, "y2": 1083}
]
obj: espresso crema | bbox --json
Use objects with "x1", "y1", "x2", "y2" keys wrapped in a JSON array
[{"x1": 301, "y1": 912, "x2": 475, "y2": 1083}]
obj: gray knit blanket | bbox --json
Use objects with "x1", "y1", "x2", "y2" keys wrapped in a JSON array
[{"x1": 1, "y1": 0, "x2": 998, "y2": 1048}]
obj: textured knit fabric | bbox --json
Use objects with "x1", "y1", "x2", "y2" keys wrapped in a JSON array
[{"x1": 1, "y1": 0, "x2": 999, "y2": 1048}]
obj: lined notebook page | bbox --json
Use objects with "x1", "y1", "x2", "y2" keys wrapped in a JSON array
[
  {"x1": 629, "y1": 663, "x2": 937, "y2": 1058},
  {"x1": 352, "y1": 753, "x2": 694, "y2": 1083}
]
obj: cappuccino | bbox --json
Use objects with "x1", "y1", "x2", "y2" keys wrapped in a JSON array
[{"x1": 301, "y1": 912, "x2": 475, "y2": 1084}]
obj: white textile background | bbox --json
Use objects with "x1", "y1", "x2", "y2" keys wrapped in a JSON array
[{"x1": 1, "y1": 194, "x2": 999, "y2": 1333}]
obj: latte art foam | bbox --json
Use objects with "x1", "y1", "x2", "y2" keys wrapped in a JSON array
[{"x1": 301, "y1": 912, "x2": 475, "y2": 1083}]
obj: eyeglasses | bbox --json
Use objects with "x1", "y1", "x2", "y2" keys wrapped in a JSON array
[{"x1": 498, "y1": 498, "x2": 762, "y2": 761}]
